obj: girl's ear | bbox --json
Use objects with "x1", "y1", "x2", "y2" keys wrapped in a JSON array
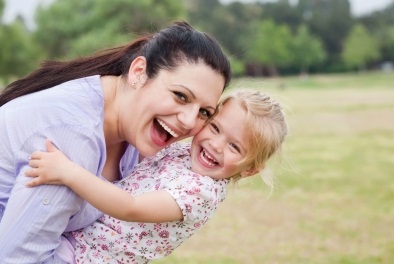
[
  {"x1": 240, "y1": 167, "x2": 259, "y2": 178},
  {"x1": 127, "y1": 56, "x2": 147, "y2": 88}
]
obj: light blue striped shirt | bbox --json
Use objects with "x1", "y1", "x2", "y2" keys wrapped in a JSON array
[{"x1": 0, "y1": 76, "x2": 139, "y2": 263}]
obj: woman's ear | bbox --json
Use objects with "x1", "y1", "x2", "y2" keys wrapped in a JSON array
[
  {"x1": 240, "y1": 167, "x2": 259, "y2": 178},
  {"x1": 127, "y1": 56, "x2": 147, "y2": 88}
]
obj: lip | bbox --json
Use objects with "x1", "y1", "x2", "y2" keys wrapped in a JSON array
[
  {"x1": 156, "y1": 118, "x2": 182, "y2": 138},
  {"x1": 197, "y1": 146, "x2": 220, "y2": 168},
  {"x1": 150, "y1": 118, "x2": 185, "y2": 147},
  {"x1": 151, "y1": 124, "x2": 167, "y2": 147}
]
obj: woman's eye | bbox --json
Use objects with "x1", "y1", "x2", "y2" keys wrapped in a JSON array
[
  {"x1": 199, "y1": 109, "x2": 212, "y2": 120},
  {"x1": 174, "y1": 92, "x2": 188, "y2": 102}
]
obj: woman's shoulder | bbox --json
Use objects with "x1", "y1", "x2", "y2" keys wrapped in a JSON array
[{"x1": 2, "y1": 75, "x2": 105, "y2": 142}]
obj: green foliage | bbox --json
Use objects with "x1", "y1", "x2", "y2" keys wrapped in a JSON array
[
  {"x1": 34, "y1": 0, "x2": 185, "y2": 59},
  {"x1": 291, "y1": 24, "x2": 326, "y2": 74},
  {"x1": 0, "y1": 20, "x2": 43, "y2": 84},
  {"x1": 376, "y1": 25, "x2": 394, "y2": 61},
  {"x1": 0, "y1": 0, "x2": 4, "y2": 19},
  {"x1": 260, "y1": 0, "x2": 303, "y2": 32},
  {"x1": 187, "y1": 0, "x2": 264, "y2": 57},
  {"x1": 298, "y1": 0, "x2": 353, "y2": 67},
  {"x1": 245, "y1": 20, "x2": 293, "y2": 74},
  {"x1": 342, "y1": 24, "x2": 380, "y2": 70},
  {"x1": 1, "y1": 0, "x2": 394, "y2": 81},
  {"x1": 227, "y1": 54, "x2": 245, "y2": 77}
]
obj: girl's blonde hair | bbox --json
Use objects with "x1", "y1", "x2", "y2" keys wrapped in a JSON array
[{"x1": 217, "y1": 89, "x2": 288, "y2": 188}]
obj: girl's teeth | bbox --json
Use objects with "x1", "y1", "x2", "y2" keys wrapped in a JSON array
[
  {"x1": 157, "y1": 120, "x2": 179, "y2": 138},
  {"x1": 201, "y1": 149, "x2": 218, "y2": 166},
  {"x1": 203, "y1": 149, "x2": 215, "y2": 161},
  {"x1": 200, "y1": 150, "x2": 216, "y2": 166}
]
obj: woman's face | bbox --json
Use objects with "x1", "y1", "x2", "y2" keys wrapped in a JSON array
[{"x1": 121, "y1": 61, "x2": 225, "y2": 157}]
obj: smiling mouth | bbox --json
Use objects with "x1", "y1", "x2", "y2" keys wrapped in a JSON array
[
  {"x1": 200, "y1": 148, "x2": 219, "y2": 167},
  {"x1": 154, "y1": 119, "x2": 179, "y2": 142}
]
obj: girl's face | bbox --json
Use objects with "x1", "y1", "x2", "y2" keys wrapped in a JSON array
[
  {"x1": 190, "y1": 100, "x2": 252, "y2": 180},
  {"x1": 121, "y1": 61, "x2": 224, "y2": 157}
]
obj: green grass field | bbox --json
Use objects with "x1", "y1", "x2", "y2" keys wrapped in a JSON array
[{"x1": 156, "y1": 71, "x2": 394, "y2": 264}]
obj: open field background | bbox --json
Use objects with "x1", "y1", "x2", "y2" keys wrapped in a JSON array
[{"x1": 156, "y1": 72, "x2": 394, "y2": 264}]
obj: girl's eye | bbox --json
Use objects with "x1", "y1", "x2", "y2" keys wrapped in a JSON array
[
  {"x1": 210, "y1": 123, "x2": 219, "y2": 133},
  {"x1": 173, "y1": 92, "x2": 188, "y2": 102},
  {"x1": 198, "y1": 109, "x2": 213, "y2": 120},
  {"x1": 229, "y1": 142, "x2": 241, "y2": 153}
]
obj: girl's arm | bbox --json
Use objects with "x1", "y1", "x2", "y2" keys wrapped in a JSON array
[{"x1": 25, "y1": 139, "x2": 183, "y2": 223}]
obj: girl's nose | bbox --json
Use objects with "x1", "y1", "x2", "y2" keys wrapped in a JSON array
[{"x1": 209, "y1": 137, "x2": 223, "y2": 154}]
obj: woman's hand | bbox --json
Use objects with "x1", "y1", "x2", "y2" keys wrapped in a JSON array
[{"x1": 25, "y1": 139, "x2": 78, "y2": 187}]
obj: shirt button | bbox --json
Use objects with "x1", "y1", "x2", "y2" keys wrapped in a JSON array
[{"x1": 43, "y1": 198, "x2": 50, "y2": 205}]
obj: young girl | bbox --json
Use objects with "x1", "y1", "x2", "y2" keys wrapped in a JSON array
[{"x1": 26, "y1": 90, "x2": 288, "y2": 263}]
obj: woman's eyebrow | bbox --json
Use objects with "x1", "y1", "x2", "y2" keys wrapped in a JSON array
[
  {"x1": 172, "y1": 84, "x2": 196, "y2": 99},
  {"x1": 172, "y1": 84, "x2": 216, "y2": 110},
  {"x1": 206, "y1": 106, "x2": 216, "y2": 111}
]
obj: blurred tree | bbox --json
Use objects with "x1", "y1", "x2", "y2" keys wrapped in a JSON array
[
  {"x1": 297, "y1": 0, "x2": 353, "y2": 71},
  {"x1": 378, "y1": 25, "x2": 394, "y2": 62},
  {"x1": 260, "y1": 0, "x2": 303, "y2": 32},
  {"x1": 224, "y1": 2, "x2": 264, "y2": 56},
  {"x1": 342, "y1": 24, "x2": 380, "y2": 71},
  {"x1": 359, "y1": 2, "x2": 394, "y2": 62},
  {"x1": 185, "y1": 0, "x2": 254, "y2": 58},
  {"x1": 34, "y1": 0, "x2": 185, "y2": 59},
  {"x1": 186, "y1": 0, "x2": 263, "y2": 57},
  {"x1": 245, "y1": 20, "x2": 293, "y2": 76},
  {"x1": 0, "y1": 0, "x2": 4, "y2": 19},
  {"x1": 0, "y1": 19, "x2": 43, "y2": 84},
  {"x1": 186, "y1": 0, "x2": 262, "y2": 75},
  {"x1": 291, "y1": 24, "x2": 326, "y2": 75}
]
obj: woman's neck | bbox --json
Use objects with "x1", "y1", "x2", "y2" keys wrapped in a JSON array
[
  {"x1": 101, "y1": 75, "x2": 122, "y2": 147},
  {"x1": 102, "y1": 142, "x2": 128, "y2": 182},
  {"x1": 101, "y1": 75, "x2": 126, "y2": 182}
]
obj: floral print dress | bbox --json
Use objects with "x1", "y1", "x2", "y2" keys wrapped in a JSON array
[{"x1": 70, "y1": 142, "x2": 228, "y2": 264}]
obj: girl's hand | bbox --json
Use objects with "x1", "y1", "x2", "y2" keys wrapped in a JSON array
[{"x1": 25, "y1": 139, "x2": 78, "y2": 187}]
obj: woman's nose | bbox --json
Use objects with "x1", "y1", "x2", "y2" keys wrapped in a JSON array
[{"x1": 177, "y1": 106, "x2": 199, "y2": 130}]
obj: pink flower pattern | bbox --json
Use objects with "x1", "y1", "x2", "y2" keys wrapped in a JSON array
[{"x1": 72, "y1": 143, "x2": 228, "y2": 263}]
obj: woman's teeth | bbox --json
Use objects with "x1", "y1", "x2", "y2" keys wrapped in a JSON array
[
  {"x1": 200, "y1": 149, "x2": 218, "y2": 166},
  {"x1": 157, "y1": 120, "x2": 179, "y2": 138}
]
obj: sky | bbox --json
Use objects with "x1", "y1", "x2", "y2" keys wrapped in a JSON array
[{"x1": 3, "y1": 0, "x2": 394, "y2": 29}]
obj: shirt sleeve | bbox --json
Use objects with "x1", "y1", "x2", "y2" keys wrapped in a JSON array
[
  {"x1": 165, "y1": 172, "x2": 223, "y2": 224},
  {"x1": 0, "y1": 125, "x2": 104, "y2": 263}
]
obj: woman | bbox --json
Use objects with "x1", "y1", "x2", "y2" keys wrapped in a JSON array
[{"x1": 0, "y1": 21, "x2": 231, "y2": 263}]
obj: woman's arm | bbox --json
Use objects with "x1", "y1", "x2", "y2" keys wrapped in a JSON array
[{"x1": 26, "y1": 140, "x2": 183, "y2": 223}]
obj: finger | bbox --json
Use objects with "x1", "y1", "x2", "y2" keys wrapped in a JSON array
[
  {"x1": 28, "y1": 159, "x2": 40, "y2": 168},
  {"x1": 30, "y1": 151, "x2": 43, "y2": 160},
  {"x1": 25, "y1": 168, "x2": 39, "y2": 177},
  {"x1": 46, "y1": 139, "x2": 59, "y2": 152},
  {"x1": 25, "y1": 178, "x2": 41, "y2": 188}
]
